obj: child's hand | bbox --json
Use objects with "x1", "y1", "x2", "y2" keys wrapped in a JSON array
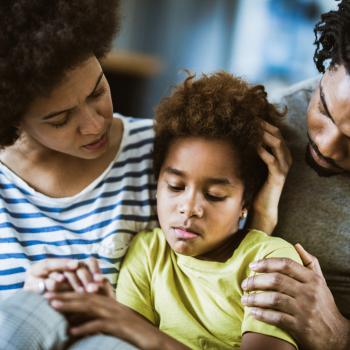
[{"x1": 250, "y1": 121, "x2": 292, "y2": 234}]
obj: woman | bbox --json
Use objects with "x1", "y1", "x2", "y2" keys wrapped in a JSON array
[
  {"x1": 0, "y1": 1, "x2": 291, "y2": 349},
  {"x1": 0, "y1": 0, "x2": 158, "y2": 297},
  {"x1": 0, "y1": 1, "x2": 172, "y2": 349}
]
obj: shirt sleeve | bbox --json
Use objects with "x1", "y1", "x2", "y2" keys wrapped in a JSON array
[
  {"x1": 241, "y1": 245, "x2": 302, "y2": 349},
  {"x1": 116, "y1": 231, "x2": 158, "y2": 325}
]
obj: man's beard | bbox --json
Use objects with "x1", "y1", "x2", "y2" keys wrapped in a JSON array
[
  {"x1": 305, "y1": 133, "x2": 345, "y2": 177},
  {"x1": 305, "y1": 146, "x2": 340, "y2": 177}
]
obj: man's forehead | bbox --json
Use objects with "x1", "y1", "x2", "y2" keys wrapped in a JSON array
[
  {"x1": 320, "y1": 67, "x2": 350, "y2": 136},
  {"x1": 322, "y1": 65, "x2": 350, "y2": 97}
]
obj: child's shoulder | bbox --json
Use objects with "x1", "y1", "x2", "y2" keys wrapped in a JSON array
[
  {"x1": 129, "y1": 228, "x2": 167, "y2": 255},
  {"x1": 240, "y1": 229, "x2": 302, "y2": 264}
]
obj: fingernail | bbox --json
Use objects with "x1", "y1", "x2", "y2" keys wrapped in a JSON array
[
  {"x1": 77, "y1": 287, "x2": 85, "y2": 294},
  {"x1": 43, "y1": 292, "x2": 55, "y2": 299},
  {"x1": 241, "y1": 295, "x2": 248, "y2": 304},
  {"x1": 86, "y1": 283, "x2": 98, "y2": 293},
  {"x1": 50, "y1": 300, "x2": 63, "y2": 308},
  {"x1": 70, "y1": 328, "x2": 79, "y2": 335},
  {"x1": 249, "y1": 262, "x2": 258, "y2": 270},
  {"x1": 68, "y1": 261, "x2": 78, "y2": 269},
  {"x1": 241, "y1": 279, "x2": 248, "y2": 290},
  {"x1": 56, "y1": 274, "x2": 65, "y2": 282},
  {"x1": 250, "y1": 308, "x2": 258, "y2": 316},
  {"x1": 93, "y1": 274, "x2": 104, "y2": 282}
]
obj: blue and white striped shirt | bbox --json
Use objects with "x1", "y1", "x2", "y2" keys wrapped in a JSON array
[{"x1": 0, "y1": 115, "x2": 157, "y2": 299}]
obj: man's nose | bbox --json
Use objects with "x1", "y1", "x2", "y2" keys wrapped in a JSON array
[{"x1": 316, "y1": 129, "x2": 348, "y2": 162}]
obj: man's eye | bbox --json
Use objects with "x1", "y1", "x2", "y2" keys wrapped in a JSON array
[
  {"x1": 318, "y1": 102, "x2": 326, "y2": 115},
  {"x1": 167, "y1": 184, "x2": 184, "y2": 192},
  {"x1": 206, "y1": 193, "x2": 226, "y2": 202}
]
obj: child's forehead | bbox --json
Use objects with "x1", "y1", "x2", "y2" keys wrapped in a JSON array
[{"x1": 163, "y1": 136, "x2": 242, "y2": 180}]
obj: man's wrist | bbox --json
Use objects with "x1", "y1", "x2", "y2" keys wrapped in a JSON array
[
  {"x1": 342, "y1": 318, "x2": 350, "y2": 350},
  {"x1": 333, "y1": 316, "x2": 350, "y2": 350}
]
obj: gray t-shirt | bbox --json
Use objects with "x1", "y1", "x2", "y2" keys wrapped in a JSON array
[{"x1": 273, "y1": 77, "x2": 350, "y2": 318}]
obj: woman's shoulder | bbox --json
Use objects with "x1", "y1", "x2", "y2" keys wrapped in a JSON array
[{"x1": 115, "y1": 114, "x2": 154, "y2": 139}]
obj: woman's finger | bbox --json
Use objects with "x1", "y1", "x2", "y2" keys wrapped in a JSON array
[
  {"x1": 86, "y1": 258, "x2": 101, "y2": 275},
  {"x1": 48, "y1": 272, "x2": 66, "y2": 283},
  {"x1": 64, "y1": 271, "x2": 84, "y2": 293},
  {"x1": 76, "y1": 266, "x2": 94, "y2": 291},
  {"x1": 30, "y1": 259, "x2": 80, "y2": 278}
]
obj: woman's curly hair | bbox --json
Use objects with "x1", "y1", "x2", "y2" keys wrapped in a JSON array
[
  {"x1": 314, "y1": 0, "x2": 350, "y2": 73},
  {"x1": 0, "y1": 0, "x2": 120, "y2": 147},
  {"x1": 153, "y1": 72, "x2": 284, "y2": 207}
]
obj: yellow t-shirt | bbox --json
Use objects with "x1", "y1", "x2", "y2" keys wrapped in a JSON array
[{"x1": 117, "y1": 229, "x2": 301, "y2": 349}]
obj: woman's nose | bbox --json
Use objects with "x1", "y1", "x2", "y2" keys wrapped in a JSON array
[{"x1": 78, "y1": 106, "x2": 105, "y2": 135}]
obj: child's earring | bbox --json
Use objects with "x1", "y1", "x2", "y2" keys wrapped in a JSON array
[{"x1": 239, "y1": 209, "x2": 248, "y2": 229}]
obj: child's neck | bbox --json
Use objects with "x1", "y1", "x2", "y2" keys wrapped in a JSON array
[{"x1": 196, "y1": 230, "x2": 246, "y2": 262}]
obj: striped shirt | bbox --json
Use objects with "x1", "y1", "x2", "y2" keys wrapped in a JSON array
[{"x1": 0, "y1": 115, "x2": 157, "y2": 299}]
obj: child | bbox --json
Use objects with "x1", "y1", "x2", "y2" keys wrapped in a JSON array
[
  {"x1": 46, "y1": 72, "x2": 297, "y2": 349},
  {"x1": 115, "y1": 72, "x2": 300, "y2": 350}
]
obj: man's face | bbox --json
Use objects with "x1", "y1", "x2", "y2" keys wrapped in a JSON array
[{"x1": 307, "y1": 64, "x2": 350, "y2": 176}]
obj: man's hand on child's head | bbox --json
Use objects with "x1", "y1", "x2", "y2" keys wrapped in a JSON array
[{"x1": 250, "y1": 121, "x2": 292, "y2": 234}]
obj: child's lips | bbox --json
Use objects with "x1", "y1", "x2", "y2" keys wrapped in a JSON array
[{"x1": 173, "y1": 227, "x2": 201, "y2": 240}]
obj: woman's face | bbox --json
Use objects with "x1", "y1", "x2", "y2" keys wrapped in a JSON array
[
  {"x1": 156, "y1": 137, "x2": 246, "y2": 259},
  {"x1": 19, "y1": 56, "x2": 114, "y2": 159}
]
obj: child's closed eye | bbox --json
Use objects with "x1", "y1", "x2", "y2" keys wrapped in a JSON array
[
  {"x1": 205, "y1": 193, "x2": 227, "y2": 202},
  {"x1": 167, "y1": 183, "x2": 184, "y2": 192}
]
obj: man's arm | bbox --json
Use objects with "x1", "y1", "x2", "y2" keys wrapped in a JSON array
[
  {"x1": 240, "y1": 244, "x2": 350, "y2": 350},
  {"x1": 249, "y1": 121, "x2": 292, "y2": 234}
]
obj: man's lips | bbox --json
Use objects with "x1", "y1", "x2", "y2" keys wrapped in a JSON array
[
  {"x1": 308, "y1": 144, "x2": 334, "y2": 169},
  {"x1": 308, "y1": 143, "x2": 343, "y2": 173},
  {"x1": 173, "y1": 227, "x2": 201, "y2": 240}
]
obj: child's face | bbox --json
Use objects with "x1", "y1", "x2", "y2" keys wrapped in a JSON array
[{"x1": 157, "y1": 137, "x2": 245, "y2": 259}]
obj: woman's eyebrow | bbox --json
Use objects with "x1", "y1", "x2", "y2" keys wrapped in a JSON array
[{"x1": 42, "y1": 71, "x2": 104, "y2": 121}]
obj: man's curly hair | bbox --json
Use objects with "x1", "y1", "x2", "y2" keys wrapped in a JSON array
[
  {"x1": 0, "y1": 0, "x2": 120, "y2": 147},
  {"x1": 314, "y1": 0, "x2": 350, "y2": 73},
  {"x1": 153, "y1": 72, "x2": 284, "y2": 207}
]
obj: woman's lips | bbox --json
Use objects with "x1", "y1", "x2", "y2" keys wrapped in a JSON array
[
  {"x1": 174, "y1": 228, "x2": 200, "y2": 240},
  {"x1": 83, "y1": 133, "x2": 108, "y2": 151}
]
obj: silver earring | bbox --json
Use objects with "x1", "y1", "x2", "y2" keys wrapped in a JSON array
[{"x1": 239, "y1": 209, "x2": 248, "y2": 229}]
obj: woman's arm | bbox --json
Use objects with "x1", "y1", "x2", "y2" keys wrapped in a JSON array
[
  {"x1": 46, "y1": 291, "x2": 189, "y2": 350},
  {"x1": 241, "y1": 332, "x2": 296, "y2": 350}
]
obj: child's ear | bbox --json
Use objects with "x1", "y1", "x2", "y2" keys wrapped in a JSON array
[{"x1": 240, "y1": 208, "x2": 248, "y2": 219}]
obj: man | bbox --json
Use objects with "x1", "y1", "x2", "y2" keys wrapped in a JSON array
[{"x1": 241, "y1": 1, "x2": 350, "y2": 350}]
